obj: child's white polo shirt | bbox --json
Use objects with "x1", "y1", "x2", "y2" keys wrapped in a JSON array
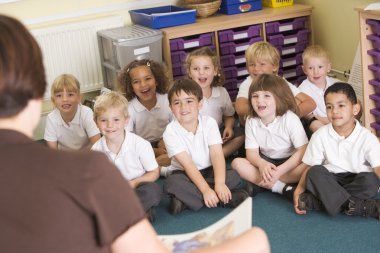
[
  {"x1": 44, "y1": 104, "x2": 99, "y2": 150},
  {"x1": 303, "y1": 121, "x2": 380, "y2": 174},
  {"x1": 299, "y1": 76, "x2": 338, "y2": 117},
  {"x1": 200, "y1": 86, "x2": 235, "y2": 127},
  {"x1": 245, "y1": 110, "x2": 308, "y2": 159},
  {"x1": 237, "y1": 75, "x2": 301, "y2": 99},
  {"x1": 91, "y1": 131, "x2": 158, "y2": 181},
  {"x1": 163, "y1": 115, "x2": 223, "y2": 172},
  {"x1": 127, "y1": 93, "x2": 172, "y2": 142}
]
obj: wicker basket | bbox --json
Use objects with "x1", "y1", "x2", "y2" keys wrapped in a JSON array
[{"x1": 184, "y1": 0, "x2": 222, "y2": 18}]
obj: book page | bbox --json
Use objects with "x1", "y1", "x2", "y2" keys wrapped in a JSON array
[{"x1": 159, "y1": 197, "x2": 252, "y2": 253}]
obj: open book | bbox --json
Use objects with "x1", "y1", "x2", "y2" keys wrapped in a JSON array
[{"x1": 159, "y1": 197, "x2": 253, "y2": 253}]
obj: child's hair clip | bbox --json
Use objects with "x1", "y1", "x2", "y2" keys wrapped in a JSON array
[
  {"x1": 146, "y1": 61, "x2": 150, "y2": 67},
  {"x1": 126, "y1": 68, "x2": 130, "y2": 73}
]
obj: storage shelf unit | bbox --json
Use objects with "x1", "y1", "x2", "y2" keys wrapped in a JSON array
[
  {"x1": 160, "y1": 4, "x2": 313, "y2": 101},
  {"x1": 356, "y1": 7, "x2": 380, "y2": 139}
]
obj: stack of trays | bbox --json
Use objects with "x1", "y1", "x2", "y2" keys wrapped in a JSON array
[
  {"x1": 266, "y1": 16, "x2": 309, "y2": 87},
  {"x1": 366, "y1": 19, "x2": 380, "y2": 137},
  {"x1": 217, "y1": 24, "x2": 263, "y2": 101}
]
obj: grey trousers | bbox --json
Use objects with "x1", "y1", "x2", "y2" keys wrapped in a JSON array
[
  {"x1": 164, "y1": 167, "x2": 241, "y2": 211},
  {"x1": 135, "y1": 182, "x2": 162, "y2": 211},
  {"x1": 304, "y1": 165, "x2": 380, "y2": 215}
]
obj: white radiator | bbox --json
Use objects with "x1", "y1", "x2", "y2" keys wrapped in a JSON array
[{"x1": 31, "y1": 15, "x2": 124, "y2": 99}]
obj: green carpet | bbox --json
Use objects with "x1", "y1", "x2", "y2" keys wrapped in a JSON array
[{"x1": 153, "y1": 184, "x2": 380, "y2": 253}]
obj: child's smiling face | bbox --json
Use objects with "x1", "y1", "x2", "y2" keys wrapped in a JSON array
[
  {"x1": 188, "y1": 56, "x2": 217, "y2": 90},
  {"x1": 96, "y1": 106, "x2": 128, "y2": 142},
  {"x1": 130, "y1": 66, "x2": 157, "y2": 104},
  {"x1": 170, "y1": 90, "x2": 202, "y2": 126},
  {"x1": 52, "y1": 88, "x2": 81, "y2": 115},
  {"x1": 247, "y1": 59, "x2": 278, "y2": 82}
]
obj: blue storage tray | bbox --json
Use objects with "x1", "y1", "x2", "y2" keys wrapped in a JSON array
[
  {"x1": 129, "y1": 6, "x2": 196, "y2": 29},
  {"x1": 219, "y1": 0, "x2": 262, "y2": 15}
]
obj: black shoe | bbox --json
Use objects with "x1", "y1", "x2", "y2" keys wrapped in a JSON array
[
  {"x1": 245, "y1": 181, "x2": 266, "y2": 197},
  {"x1": 345, "y1": 197, "x2": 380, "y2": 220},
  {"x1": 282, "y1": 183, "x2": 297, "y2": 201},
  {"x1": 298, "y1": 192, "x2": 323, "y2": 211},
  {"x1": 224, "y1": 189, "x2": 249, "y2": 208},
  {"x1": 169, "y1": 196, "x2": 186, "y2": 215},
  {"x1": 146, "y1": 207, "x2": 156, "y2": 223}
]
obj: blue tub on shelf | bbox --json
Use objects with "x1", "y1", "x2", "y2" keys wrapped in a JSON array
[{"x1": 129, "y1": 6, "x2": 196, "y2": 29}]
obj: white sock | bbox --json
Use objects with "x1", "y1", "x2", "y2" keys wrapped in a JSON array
[{"x1": 271, "y1": 181, "x2": 286, "y2": 194}]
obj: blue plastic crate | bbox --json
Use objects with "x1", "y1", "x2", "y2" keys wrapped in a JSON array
[
  {"x1": 219, "y1": 0, "x2": 262, "y2": 15},
  {"x1": 129, "y1": 6, "x2": 196, "y2": 29}
]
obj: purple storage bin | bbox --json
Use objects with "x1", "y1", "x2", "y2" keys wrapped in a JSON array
[
  {"x1": 228, "y1": 89, "x2": 239, "y2": 102},
  {"x1": 366, "y1": 19, "x2": 380, "y2": 36},
  {"x1": 220, "y1": 36, "x2": 263, "y2": 55},
  {"x1": 275, "y1": 42, "x2": 308, "y2": 56},
  {"x1": 370, "y1": 122, "x2": 380, "y2": 137},
  {"x1": 170, "y1": 45, "x2": 216, "y2": 64},
  {"x1": 224, "y1": 77, "x2": 246, "y2": 90},
  {"x1": 287, "y1": 75, "x2": 306, "y2": 87},
  {"x1": 368, "y1": 64, "x2": 380, "y2": 80},
  {"x1": 223, "y1": 66, "x2": 249, "y2": 79},
  {"x1": 370, "y1": 93, "x2": 380, "y2": 109},
  {"x1": 267, "y1": 29, "x2": 309, "y2": 46},
  {"x1": 170, "y1": 33, "x2": 213, "y2": 51},
  {"x1": 280, "y1": 53, "x2": 302, "y2": 68},
  {"x1": 219, "y1": 24, "x2": 262, "y2": 43},
  {"x1": 171, "y1": 50, "x2": 187, "y2": 64},
  {"x1": 370, "y1": 108, "x2": 380, "y2": 123},
  {"x1": 369, "y1": 79, "x2": 380, "y2": 94},
  {"x1": 172, "y1": 63, "x2": 186, "y2": 76},
  {"x1": 368, "y1": 49, "x2": 380, "y2": 65},
  {"x1": 266, "y1": 17, "x2": 307, "y2": 35},
  {"x1": 220, "y1": 53, "x2": 246, "y2": 67},
  {"x1": 367, "y1": 34, "x2": 380, "y2": 51},
  {"x1": 279, "y1": 65, "x2": 303, "y2": 79}
]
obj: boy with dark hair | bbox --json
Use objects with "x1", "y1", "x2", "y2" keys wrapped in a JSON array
[
  {"x1": 294, "y1": 82, "x2": 380, "y2": 220},
  {"x1": 163, "y1": 79, "x2": 248, "y2": 215}
]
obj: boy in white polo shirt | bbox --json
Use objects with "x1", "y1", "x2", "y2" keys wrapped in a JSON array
[
  {"x1": 294, "y1": 82, "x2": 380, "y2": 220},
  {"x1": 163, "y1": 79, "x2": 248, "y2": 215},
  {"x1": 91, "y1": 91, "x2": 161, "y2": 222}
]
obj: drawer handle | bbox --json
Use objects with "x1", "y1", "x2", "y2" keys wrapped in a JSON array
[{"x1": 239, "y1": 4, "x2": 252, "y2": 12}]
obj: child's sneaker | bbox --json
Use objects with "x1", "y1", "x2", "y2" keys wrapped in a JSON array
[
  {"x1": 282, "y1": 183, "x2": 297, "y2": 201},
  {"x1": 298, "y1": 192, "x2": 323, "y2": 211},
  {"x1": 245, "y1": 181, "x2": 266, "y2": 197},
  {"x1": 344, "y1": 197, "x2": 380, "y2": 220},
  {"x1": 169, "y1": 196, "x2": 186, "y2": 215},
  {"x1": 224, "y1": 189, "x2": 249, "y2": 208},
  {"x1": 160, "y1": 166, "x2": 172, "y2": 178}
]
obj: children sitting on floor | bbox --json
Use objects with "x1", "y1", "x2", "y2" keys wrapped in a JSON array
[
  {"x1": 299, "y1": 45, "x2": 339, "y2": 133},
  {"x1": 294, "y1": 82, "x2": 380, "y2": 220},
  {"x1": 118, "y1": 59, "x2": 172, "y2": 167},
  {"x1": 44, "y1": 74, "x2": 100, "y2": 150},
  {"x1": 163, "y1": 79, "x2": 249, "y2": 215},
  {"x1": 232, "y1": 74, "x2": 308, "y2": 199},
  {"x1": 91, "y1": 91, "x2": 162, "y2": 223},
  {"x1": 234, "y1": 41, "x2": 316, "y2": 125},
  {"x1": 185, "y1": 46, "x2": 244, "y2": 158}
]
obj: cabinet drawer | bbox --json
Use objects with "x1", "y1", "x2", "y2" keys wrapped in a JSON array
[
  {"x1": 267, "y1": 29, "x2": 309, "y2": 46},
  {"x1": 370, "y1": 108, "x2": 380, "y2": 123},
  {"x1": 280, "y1": 53, "x2": 302, "y2": 68},
  {"x1": 369, "y1": 79, "x2": 380, "y2": 94},
  {"x1": 221, "y1": 53, "x2": 246, "y2": 67},
  {"x1": 218, "y1": 24, "x2": 262, "y2": 43},
  {"x1": 172, "y1": 63, "x2": 187, "y2": 77},
  {"x1": 368, "y1": 64, "x2": 380, "y2": 80},
  {"x1": 279, "y1": 65, "x2": 303, "y2": 79},
  {"x1": 367, "y1": 34, "x2": 380, "y2": 51},
  {"x1": 369, "y1": 94, "x2": 380, "y2": 109},
  {"x1": 223, "y1": 66, "x2": 249, "y2": 79},
  {"x1": 266, "y1": 17, "x2": 307, "y2": 34},
  {"x1": 275, "y1": 41, "x2": 308, "y2": 56},
  {"x1": 170, "y1": 33, "x2": 213, "y2": 51},
  {"x1": 224, "y1": 77, "x2": 246, "y2": 90},
  {"x1": 170, "y1": 45, "x2": 216, "y2": 64},
  {"x1": 370, "y1": 122, "x2": 380, "y2": 137},
  {"x1": 367, "y1": 19, "x2": 380, "y2": 36},
  {"x1": 220, "y1": 37, "x2": 263, "y2": 55},
  {"x1": 368, "y1": 49, "x2": 380, "y2": 65}
]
